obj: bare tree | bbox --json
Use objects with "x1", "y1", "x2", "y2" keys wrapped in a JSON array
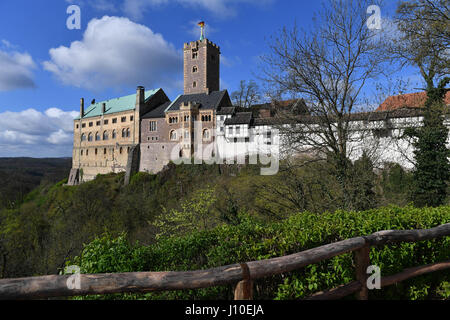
[
  {"x1": 231, "y1": 80, "x2": 262, "y2": 108},
  {"x1": 391, "y1": 0, "x2": 449, "y2": 89},
  {"x1": 260, "y1": 0, "x2": 387, "y2": 208}
]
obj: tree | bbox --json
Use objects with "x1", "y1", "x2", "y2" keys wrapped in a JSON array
[
  {"x1": 231, "y1": 80, "x2": 261, "y2": 108},
  {"x1": 261, "y1": 0, "x2": 386, "y2": 209},
  {"x1": 154, "y1": 188, "x2": 218, "y2": 239},
  {"x1": 391, "y1": 0, "x2": 450, "y2": 206}
]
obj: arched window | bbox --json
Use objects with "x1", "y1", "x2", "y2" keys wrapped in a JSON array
[
  {"x1": 179, "y1": 149, "x2": 183, "y2": 158},
  {"x1": 119, "y1": 147, "x2": 123, "y2": 154},
  {"x1": 103, "y1": 131, "x2": 109, "y2": 141},
  {"x1": 193, "y1": 81, "x2": 197, "y2": 88},
  {"x1": 170, "y1": 130, "x2": 177, "y2": 141},
  {"x1": 112, "y1": 130, "x2": 116, "y2": 139},
  {"x1": 81, "y1": 133, "x2": 86, "y2": 142},
  {"x1": 203, "y1": 129, "x2": 210, "y2": 140},
  {"x1": 122, "y1": 129, "x2": 126, "y2": 138},
  {"x1": 81, "y1": 150, "x2": 84, "y2": 156},
  {"x1": 126, "y1": 128, "x2": 130, "y2": 138},
  {"x1": 88, "y1": 133, "x2": 93, "y2": 142},
  {"x1": 201, "y1": 115, "x2": 205, "y2": 122},
  {"x1": 192, "y1": 66, "x2": 198, "y2": 73},
  {"x1": 95, "y1": 132, "x2": 100, "y2": 141},
  {"x1": 208, "y1": 115, "x2": 211, "y2": 122}
]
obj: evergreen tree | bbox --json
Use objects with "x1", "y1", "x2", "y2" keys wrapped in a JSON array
[{"x1": 407, "y1": 79, "x2": 449, "y2": 207}]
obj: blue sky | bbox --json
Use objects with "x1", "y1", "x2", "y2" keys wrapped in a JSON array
[{"x1": 0, "y1": 0, "x2": 416, "y2": 157}]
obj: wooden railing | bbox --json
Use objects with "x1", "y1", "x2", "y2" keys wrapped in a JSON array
[{"x1": 0, "y1": 223, "x2": 449, "y2": 300}]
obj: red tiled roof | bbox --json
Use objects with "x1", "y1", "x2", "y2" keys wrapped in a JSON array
[{"x1": 377, "y1": 91, "x2": 450, "y2": 112}]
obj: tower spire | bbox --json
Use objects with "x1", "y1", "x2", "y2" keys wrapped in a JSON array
[{"x1": 198, "y1": 21, "x2": 205, "y2": 40}]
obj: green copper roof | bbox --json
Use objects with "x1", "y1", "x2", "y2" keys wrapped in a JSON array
[{"x1": 76, "y1": 88, "x2": 161, "y2": 120}]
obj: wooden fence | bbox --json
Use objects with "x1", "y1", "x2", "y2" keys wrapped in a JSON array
[{"x1": 0, "y1": 223, "x2": 449, "y2": 300}]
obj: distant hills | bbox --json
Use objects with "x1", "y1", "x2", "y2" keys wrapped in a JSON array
[{"x1": 0, "y1": 157, "x2": 72, "y2": 209}]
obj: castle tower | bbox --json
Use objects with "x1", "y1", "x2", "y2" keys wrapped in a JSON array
[{"x1": 183, "y1": 22, "x2": 220, "y2": 95}]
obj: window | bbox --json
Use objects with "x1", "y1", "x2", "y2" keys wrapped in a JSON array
[
  {"x1": 104, "y1": 119, "x2": 109, "y2": 125},
  {"x1": 192, "y1": 51, "x2": 198, "y2": 59},
  {"x1": 112, "y1": 130, "x2": 116, "y2": 139},
  {"x1": 149, "y1": 121, "x2": 157, "y2": 132},
  {"x1": 89, "y1": 122, "x2": 93, "y2": 127},
  {"x1": 122, "y1": 129, "x2": 126, "y2": 138},
  {"x1": 121, "y1": 117, "x2": 126, "y2": 123},
  {"x1": 193, "y1": 81, "x2": 197, "y2": 88},
  {"x1": 95, "y1": 148, "x2": 98, "y2": 155},
  {"x1": 228, "y1": 127, "x2": 233, "y2": 134},
  {"x1": 126, "y1": 128, "x2": 130, "y2": 138},
  {"x1": 76, "y1": 124, "x2": 79, "y2": 129},
  {"x1": 220, "y1": 127, "x2": 224, "y2": 132},
  {"x1": 86, "y1": 149, "x2": 89, "y2": 156},
  {"x1": 81, "y1": 150, "x2": 83, "y2": 156},
  {"x1": 130, "y1": 116, "x2": 134, "y2": 121},
  {"x1": 82, "y1": 123, "x2": 86, "y2": 128},
  {"x1": 234, "y1": 138, "x2": 238, "y2": 143},
  {"x1": 170, "y1": 130, "x2": 177, "y2": 141},
  {"x1": 192, "y1": 66, "x2": 198, "y2": 73},
  {"x1": 88, "y1": 133, "x2": 93, "y2": 142},
  {"x1": 81, "y1": 134, "x2": 86, "y2": 142},
  {"x1": 203, "y1": 129, "x2": 210, "y2": 140},
  {"x1": 112, "y1": 118, "x2": 117, "y2": 124},
  {"x1": 95, "y1": 132, "x2": 100, "y2": 141},
  {"x1": 103, "y1": 131, "x2": 109, "y2": 140},
  {"x1": 236, "y1": 126, "x2": 240, "y2": 134},
  {"x1": 208, "y1": 115, "x2": 211, "y2": 122},
  {"x1": 96, "y1": 121, "x2": 101, "y2": 126},
  {"x1": 245, "y1": 137, "x2": 250, "y2": 143},
  {"x1": 104, "y1": 148, "x2": 107, "y2": 155},
  {"x1": 220, "y1": 116, "x2": 224, "y2": 121},
  {"x1": 119, "y1": 147, "x2": 123, "y2": 154}
]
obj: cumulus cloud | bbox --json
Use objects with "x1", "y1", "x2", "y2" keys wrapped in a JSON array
[
  {"x1": 0, "y1": 108, "x2": 78, "y2": 157},
  {"x1": 122, "y1": 0, "x2": 273, "y2": 21},
  {"x1": 0, "y1": 43, "x2": 37, "y2": 92},
  {"x1": 43, "y1": 16, "x2": 181, "y2": 91}
]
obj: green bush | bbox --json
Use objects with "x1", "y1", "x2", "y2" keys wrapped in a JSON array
[{"x1": 70, "y1": 206, "x2": 450, "y2": 300}]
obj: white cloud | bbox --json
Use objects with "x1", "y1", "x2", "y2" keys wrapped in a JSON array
[
  {"x1": 122, "y1": 0, "x2": 273, "y2": 21},
  {"x1": 0, "y1": 108, "x2": 78, "y2": 157},
  {"x1": 0, "y1": 43, "x2": 36, "y2": 92},
  {"x1": 43, "y1": 16, "x2": 182, "y2": 91}
]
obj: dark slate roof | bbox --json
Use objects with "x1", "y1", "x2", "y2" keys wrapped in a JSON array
[
  {"x1": 224, "y1": 112, "x2": 253, "y2": 125},
  {"x1": 142, "y1": 101, "x2": 172, "y2": 119},
  {"x1": 166, "y1": 90, "x2": 228, "y2": 112},
  {"x1": 252, "y1": 107, "x2": 437, "y2": 126},
  {"x1": 217, "y1": 107, "x2": 236, "y2": 115}
]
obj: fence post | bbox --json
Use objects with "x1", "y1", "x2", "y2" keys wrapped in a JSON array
[
  {"x1": 354, "y1": 246, "x2": 370, "y2": 300},
  {"x1": 234, "y1": 263, "x2": 253, "y2": 300}
]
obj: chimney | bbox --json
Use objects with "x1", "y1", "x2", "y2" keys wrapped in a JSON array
[
  {"x1": 136, "y1": 86, "x2": 145, "y2": 116},
  {"x1": 91, "y1": 99, "x2": 96, "y2": 105},
  {"x1": 80, "y1": 98, "x2": 84, "y2": 118},
  {"x1": 136, "y1": 86, "x2": 145, "y2": 105},
  {"x1": 102, "y1": 102, "x2": 106, "y2": 114}
]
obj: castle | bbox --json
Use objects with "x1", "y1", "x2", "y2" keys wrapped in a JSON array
[{"x1": 67, "y1": 28, "x2": 450, "y2": 185}]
